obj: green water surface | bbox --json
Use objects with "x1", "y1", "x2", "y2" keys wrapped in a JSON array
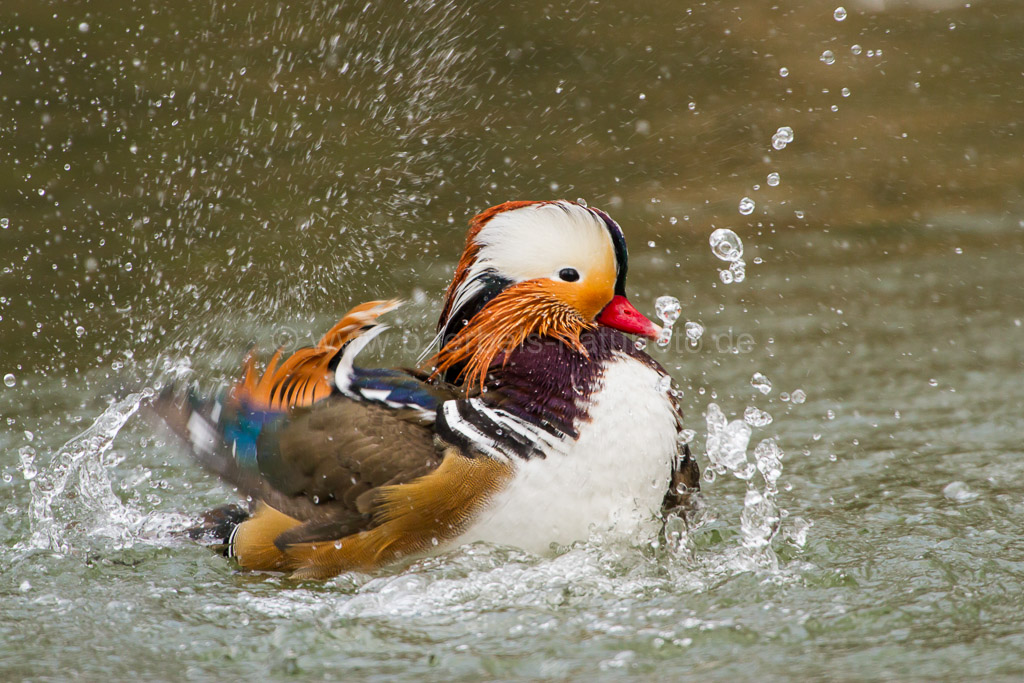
[{"x1": 2, "y1": 1, "x2": 1023, "y2": 680}]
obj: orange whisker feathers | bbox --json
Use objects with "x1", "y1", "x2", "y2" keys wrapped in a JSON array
[{"x1": 429, "y1": 281, "x2": 592, "y2": 391}]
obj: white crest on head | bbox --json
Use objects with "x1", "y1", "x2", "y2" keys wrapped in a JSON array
[
  {"x1": 446, "y1": 201, "x2": 612, "y2": 324},
  {"x1": 472, "y1": 201, "x2": 612, "y2": 283}
]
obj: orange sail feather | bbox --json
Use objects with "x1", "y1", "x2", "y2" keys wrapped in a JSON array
[{"x1": 234, "y1": 299, "x2": 401, "y2": 411}]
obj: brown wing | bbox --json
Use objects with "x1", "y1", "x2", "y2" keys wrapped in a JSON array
[
  {"x1": 214, "y1": 397, "x2": 443, "y2": 533},
  {"x1": 226, "y1": 400, "x2": 515, "y2": 578},
  {"x1": 252, "y1": 398, "x2": 443, "y2": 521}
]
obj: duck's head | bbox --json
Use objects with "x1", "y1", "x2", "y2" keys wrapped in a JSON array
[{"x1": 431, "y1": 200, "x2": 660, "y2": 388}]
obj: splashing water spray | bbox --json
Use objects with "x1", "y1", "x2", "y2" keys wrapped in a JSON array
[
  {"x1": 709, "y1": 228, "x2": 746, "y2": 284},
  {"x1": 654, "y1": 295, "x2": 681, "y2": 347}
]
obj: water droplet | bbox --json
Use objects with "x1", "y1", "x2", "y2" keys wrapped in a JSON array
[
  {"x1": 78, "y1": 21, "x2": 90, "y2": 32},
  {"x1": 738, "y1": 197, "x2": 755, "y2": 215},
  {"x1": 654, "y1": 296, "x2": 681, "y2": 326},
  {"x1": 779, "y1": 67, "x2": 789, "y2": 77},
  {"x1": 729, "y1": 261, "x2": 746, "y2": 283},
  {"x1": 841, "y1": 87, "x2": 851, "y2": 97},
  {"x1": 654, "y1": 296, "x2": 681, "y2": 348},
  {"x1": 791, "y1": 389, "x2": 807, "y2": 404},
  {"x1": 75, "y1": 326, "x2": 86, "y2": 337},
  {"x1": 687, "y1": 101, "x2": 696, "y2": 111},
  {"x1": 751, "y1": 372, "x2": 772, "y2": 394},
  {"x1": 942, "y1": 481, "x2": 978, "y2": 503},
  {"x1": 124, "y1": 262, "x2": 133, "y2": 272},
  {"x1": 833, "y1": 6, "x2": 847, "y2": 21},
  {"x1": 0, "y1": 218, "x2": 8, "y2": 229},
  {"x1": 129, "y1": 143, "x2": 138, "y2": 154},
  {"x1": 719, "y1": 269, "x2": 734, "y2": 284},
  {"x1": 767, "y1": 172, "x2": 780, "y2": 187},
  {"x1": 820, "y1": 50, "x2": 836, "y2": 65},
  {"x1": 19, "y1": 446, "x2": 37, "y2": 480},
  {"x1": 576, "y1": 197, "x2": 588, "y2": 207},
  {"x1": 826, "y1": 409, "x2": 836, "y2": 420},
  {"x1": 678, "y1": 429, "x2": 696, "y2": 444},
  {"x1": 634, "y1": 338, "x2": 647, "y2": 351},
  {"x1": 851, "y1": 44, "x2": 862, "y2": 55},
  {"x1": 709, "y1": 228, "x2": 744, "y2": 262},
  {"x1": 647, "y1": 240, "x2": 656, "y2": 248},
  {"x1": 754, "y1": 438, "x2": 784, "y2": 489},
  {"x1": 684, "y1": 321, "x2": 704, "y2": 342},
  {"x1": 794, "y1": 210, "x2": 805, "y2": 219},
  {"x1": 928, "y1": 378, "x2": 938, "y2": 387},
  {"x1": 705, "y1": 403, "x2": 751, "y2": 473},
  {"x1": 780, "y1": 392, "x2": 791, "y2": 402},
  {"x1": 771, "y1": 126, "x2": 795, "y2": 150},
  {"x1": 744, "y1": 407, "x2": 773, "y2": 427},
  {"x1": 3, "y1": 373, "x2": 15, "y2": 387}
]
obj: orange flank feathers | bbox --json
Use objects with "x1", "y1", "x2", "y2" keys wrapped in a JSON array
[
  {"x1": 282, "y1": 451, "x2": 512, "y2": 579},
  {"x1": 234, "y1": 299, "x2": 400, "y2": 411},
  {"x1": 229, "y1": 504, "x2": 303, "y2": 572},
  {"x1": 226, "y1": 450, "x2": 512, "y2": 579}
]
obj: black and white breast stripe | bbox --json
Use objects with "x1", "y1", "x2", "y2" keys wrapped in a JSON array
[{"x1": 435, "y1": 398, "x2": 567, "y2": 462}]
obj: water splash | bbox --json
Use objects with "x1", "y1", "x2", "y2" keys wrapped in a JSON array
[
  {"x1": 709, "y1": 229, "x2": 743, "y2": 262},
  {"x1": 743, "y1": 406, "x2": 773, "y2": 427},
  {"x1": 771, "y1": 126, "x2": 794, "y2": 150},
  {"x1": 654, "y1": 295, "x2": 681, "y2": 348},
  {"x1": 702, "y1": 400, "x2": 794, "y2": 571},
  {"x1": 704, "y1": 403, "x2": 753, "y2": 478},
  {"x1": 710, "y1": 229, "x2": 747, "y2": 285},
  {"x1": 751, "y1": 372, "x2": 773, "y2": 395},
  {"x1": 26, "y1": 389, "x2": 154, "y2": 552}
]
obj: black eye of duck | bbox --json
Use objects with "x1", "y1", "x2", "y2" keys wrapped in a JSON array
[{"x1": 558, "y1": 268, "x2": 580, "y2": 282}]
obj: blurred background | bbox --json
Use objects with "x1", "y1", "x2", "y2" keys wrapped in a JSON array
[
  {"x1": 2, "y1": 0, "x2": 1021, "y2": 375},
  {"x1": 1, "y1": 0, "x2": 1022, "y2": 679}
]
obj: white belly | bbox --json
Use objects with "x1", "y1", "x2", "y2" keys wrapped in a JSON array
[{"x1": 458, "y1": 355, "x2": 678, "y2": 553}]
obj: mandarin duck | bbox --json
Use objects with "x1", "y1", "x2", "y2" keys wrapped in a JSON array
[{"x1": 156, "y1": 200, "x2": 700, "y2": 579}]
